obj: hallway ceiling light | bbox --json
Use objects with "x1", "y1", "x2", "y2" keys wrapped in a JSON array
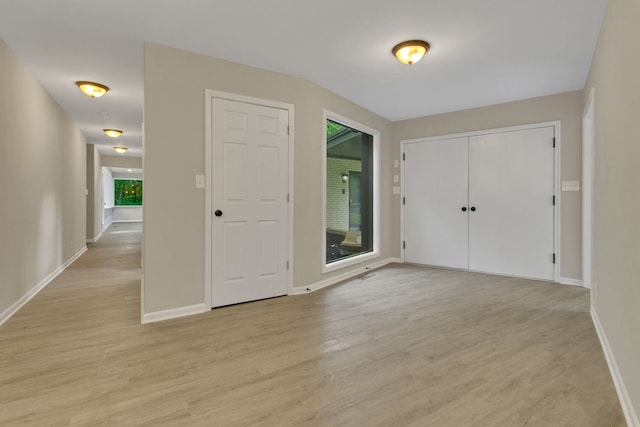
[
  {"x1": 103, "y1": 129, "x2": 123, "y2": 138},
  {"x1": 75, "y1": 81, "x2": 109, "y2": 98},
  {"x1": 392, "y1": 40, "x2": 430, "y2": 65},
  {"x1": 113, "y1": 146, "x2": 128, "y2": 154}
]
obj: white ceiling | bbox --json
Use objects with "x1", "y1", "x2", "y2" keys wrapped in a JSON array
[{"x1": 0, "y1": 0, "x2": 607, "y2": 157}]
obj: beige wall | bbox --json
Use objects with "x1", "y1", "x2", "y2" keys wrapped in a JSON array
[
  {"x1": 86, "y1": 144, "x2": 102, "y2": 241},
  {"x1": 585, "y1": 0, "x2": 640, "y2": 419},
  {"x1": 143, "y1": 43, "x2": 394, "y2": 313},
  {"x1": 0, "y1": 38, "x2": 87, "y2": 319},
  {"x1": 392, "y1": 91, "x2": 584, "y2": 280}
]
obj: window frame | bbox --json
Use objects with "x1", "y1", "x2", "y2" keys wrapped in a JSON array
[{"x1": 322, "y1": 109, "x2": 380, "y2": 273}]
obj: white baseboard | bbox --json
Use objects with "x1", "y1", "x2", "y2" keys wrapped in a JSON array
[
  {"x1": 291, "y1": 257, "x2": 403, "y2": 295},
  {"x1": 141, "y1": 303, "x2": 208, "y2": 324},
  {"x1": 113, "y1": 220, "x2": 143, "y2": 223},
  {"x1": 559, "y1": 277, "x2": 583, "y2": 287},
  {"x1": 0, "y1": 246, "x2": 87, "y2": 326},
  {"x1": 86, "y1": 231, "x2": 103, "y2": 243},
  {"x1": 591, "y1": 306, "x2": 640, "y2": 427}
]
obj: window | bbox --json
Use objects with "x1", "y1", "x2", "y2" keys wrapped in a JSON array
[
  {"x1": 114, "y1": 180, "x2": 143, "y2": 206},
  {"x1": 324, "y1": 111, "x2": 379, "y2": 271}
]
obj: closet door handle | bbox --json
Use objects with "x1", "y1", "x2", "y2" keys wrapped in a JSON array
[
  {"x1": 461, "y1": 207, "x2": 467, "y2": 212},
  {"x1": 470, "y1": 206, "x2": 476, "y2": 212}
]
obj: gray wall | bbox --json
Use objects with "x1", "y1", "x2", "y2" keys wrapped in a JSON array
[
  {"x1": 0, "y1": 38, "x2": 87, "y2": 319},
  {"x1": 585, "y1": 0, "x2": 640, "y2": 419},
  {"x1": 392, "y1": 91, "x2": 584, "y2": 280},
  {"x1": 143, "y1": 42, "x2": 395, "y2": 314}
]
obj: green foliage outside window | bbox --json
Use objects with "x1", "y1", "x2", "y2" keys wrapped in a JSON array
[
  {"x1": 327, "y1": 120, "x2": 345, "y2": 137},
  {"x1": 114, "y1": 180, "x2": 143, "y2": 206}
]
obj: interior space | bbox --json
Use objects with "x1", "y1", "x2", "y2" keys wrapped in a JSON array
[{"x1": 0, "y1": 0, "x2": 638, "y2": 425}]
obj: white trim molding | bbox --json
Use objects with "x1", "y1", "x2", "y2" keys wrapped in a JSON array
[
  {"x1": 292, "y1": 257, "x2": 402, "y2": 295},
  {"x1": 592, "y1": 307, "x2": 640, "y2": 427},
  {"x1": 86, "y1": 231, "x2": 103, "y2": 243},
  {"x1": 559, "y1": 277, "x2": 583, "y2": 287},
  {"x1": 0, "y1": 246, "x2": 87, "y2": 326},
  {"x1": 582, "y1": 87, "x2": 595, "y2": 289},
  {"x1": 141, "y1": 303, "x2": 208, "y2": 324}
]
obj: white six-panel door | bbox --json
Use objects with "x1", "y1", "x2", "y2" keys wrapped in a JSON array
[
  {"x1": 403, "y1": 125, "x2": 555, "y2": 281},
  {"x1": 404, "y1": 137, "x2": 469, "y2": 269},
  {"x1": 211, "y1": 98, "x2": 289, "y2": 307}
]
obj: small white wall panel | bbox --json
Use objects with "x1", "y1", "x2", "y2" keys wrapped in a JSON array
[
  {"x1": 257, "y1": 221, "x2": 278, "y2": 278},
  {"x1": 223, "y1": 222, "x2": 249, "y2": 283},
  {"x1": 224, "y1": 142, "x2": 248, "y2": 202},
  {"x1": 258, "y1": 146, "x2": 279, "y2": 202}
]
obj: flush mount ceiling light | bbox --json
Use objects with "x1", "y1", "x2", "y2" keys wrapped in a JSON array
[
  {"x1": 103, "y1": 129, "x2": 123, "y2": 138},
  {"x1": 75, "y1": 81, "x2": 109, "y2": 98},
  {"x1": 113, "y1": 146, "x2": 128, "y2": 154},
  {"x1": 392, "y1": 40, "x2": 431, "y2": 65}
]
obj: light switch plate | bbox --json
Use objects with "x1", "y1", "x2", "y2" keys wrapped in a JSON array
[
  {"x1": 195, "y1": 174, "x2": 205, "y2": 189},
  {"x1": 561, "y1": 180, "x2": 580, "y2": 192}
]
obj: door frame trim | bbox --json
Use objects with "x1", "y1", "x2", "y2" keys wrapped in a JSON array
[
  {"x1": 204, "y1": 90, "x2": 295, "y2": 308},
  {"x1": 400, "y1": 120, "x2": 561, "y2": 283},
  {"x1": 582, "y1": 88, "x2": 595, "y2": 289}
]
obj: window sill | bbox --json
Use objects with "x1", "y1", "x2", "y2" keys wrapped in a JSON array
[{"x1": 323, "y1": 250, "x2": 379, "y2": 274}]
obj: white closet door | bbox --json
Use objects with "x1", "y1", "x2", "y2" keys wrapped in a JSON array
[
  {"x1": 468, "y1": 127, "x2": 555, "y2": 280},
  {"x1": 404, "y1": 137, "x2": 469, "y2": 269}
]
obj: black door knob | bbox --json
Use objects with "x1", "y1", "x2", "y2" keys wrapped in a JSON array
[
  {"x1": 470, "y1": 207, "x2": 476, "y2": 212},
  {"x1": 461, "y1": 207, "x2": 467, "y2": 212},
  {"x1": 214, "y1": 210, "x2": 223, "y2": 217}
]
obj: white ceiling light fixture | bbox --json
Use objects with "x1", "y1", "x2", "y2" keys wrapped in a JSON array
[
  {"x1": 392, "y1": 40, "x2": 430, "y2": 65},
  {"x1": 103, "y1": 129, "x2": 123, "y2": 138},
  {"x1": 113, "y1": 146, "x2": 128, "y2": 154},
  {"x1": 75, "y1": 81, "x2": 109, "y2": 98}
]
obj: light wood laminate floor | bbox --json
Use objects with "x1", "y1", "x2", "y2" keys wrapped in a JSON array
[{"x1": 0, "y1": 223, "x2": 625, "y2": 426}]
